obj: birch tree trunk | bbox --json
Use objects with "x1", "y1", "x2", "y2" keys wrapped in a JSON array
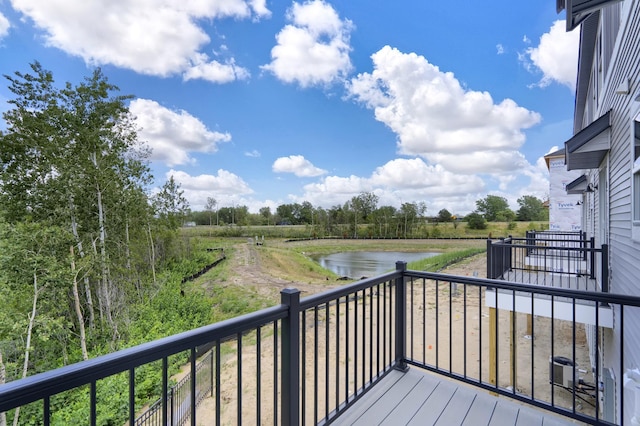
[
  {"x1": 147, "y1": 223, "x2": 157, "y2": 285},
  {"x1": 69, "y1": 196, "x2": 95, "y2": 328},
  {"x1": 70, "y1": 246, "x2": 89, "y2": 361},
  {"x1": 91, "y1": 238, "x2": 105, "y2": 325},
  {"x1": 96, "y1": 181, "x2": 113, "y2": 324},
  {"x1": 90, "y1": 151, "x2": 115, "y2": 334},
  {"x1": 12, "y1": 272, "x2": 39, "y2": 426},
  {"x1": 125, "y1": 218, "x2": 131, "y2": 270}
]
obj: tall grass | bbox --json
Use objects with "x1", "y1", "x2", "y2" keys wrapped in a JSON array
[{"x1": 406, "y1": 248, "x2": 485, "y2": 272}]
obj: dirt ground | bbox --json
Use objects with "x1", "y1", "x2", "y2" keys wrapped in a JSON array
[
  {"x1": 224, "y1": 238, "x2": 337, "y2": 297},
  {"x1": 191, "y1": 240, "x2": 594, "y2": 425}
]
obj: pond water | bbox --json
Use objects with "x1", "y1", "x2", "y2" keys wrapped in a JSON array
[{"x1": 312, "y1": 251, "x2": 438, "y2": 279}]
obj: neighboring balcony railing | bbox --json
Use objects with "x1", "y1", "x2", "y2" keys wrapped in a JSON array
[
  {"x1": 0, "y1": 262, "x2": 637, "y2": 425},
  {"x1": 487, "y1": 232, "x2": 608, "y2": 292},
  {"x1": 133, "y1": 347, "x2": 214, "y2": 425}
]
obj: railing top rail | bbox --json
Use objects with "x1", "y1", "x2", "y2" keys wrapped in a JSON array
[
  {"x1": 527, "y1": 230, "x2": 583, "y2": 235},
  {"x1": 299, "y1": 270, "x2": 401, "y2": 310},
  {"x1": 404, "y1": 269, "x2": 639, "y2": 306},
  {"x1": 490, "y1": 241, "x2": 601, "y2": 252},
  {"x1": 510, "y1": 236, "x2": 591, "y2": 243},
  {"x1": 0, "y1": 304, "x2": 288, "y2": 413}
]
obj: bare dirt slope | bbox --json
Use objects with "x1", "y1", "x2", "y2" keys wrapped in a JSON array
[{"x1": 225, "y1": 239, "x2": 340, "y2": 299}]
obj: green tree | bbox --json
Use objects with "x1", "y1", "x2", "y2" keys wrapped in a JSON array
[
  {"x1": 153, "y1": 176, "x2": 189, "y2": 230},
  {"x1": 233, "y1": 205, "x2": 249, "y2": 226},
  {"x1": 437, "y1": 209, "x2": 453, "y2": 222},
  {"x1": 299, "y1": 201, "x2": 314, "y2": 225},
  {"x1": 495, "y1": 209, "x2": 517, "y2": 222},
  {"x1": 465, "y1": 212, "x2": 487, "y2": 230},
  {"x1": 276, "y1": 203, "x2": 296, "y2": 225},
  {"x1": 371, "y1": 205, "x2": 396, "y2": 238},
  {"x1": 259, "y1": 206, "x2": 272, "y2": 225},
  {"x1": 347, "y1": 192, "x2": 379, "y2": 237},
  {"x1": 400, "y1": 202, "x2": 419, "y2": 238},
  {"x1": 475, "y1": 195, "x2": 513, "y2": 222},
  {"x1": 1, "y1": 62, "x2": 153, "y2": 342},
  {"x1": 205, "y1": 197, "x2": 218, "y2": 226},
  {"x1": 354, "y1": 192, "x2": 379, "y2": 220},
  {"x1": 0, "y1": 222, "x2": 77, "y2": 399},
  {"x1": 516, "y1": 195, "x2": 548, "y2": 221}
]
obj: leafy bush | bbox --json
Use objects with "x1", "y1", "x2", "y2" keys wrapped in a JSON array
[{"x1": 465, "y1": 213, "x2": 487, "y2": 230}]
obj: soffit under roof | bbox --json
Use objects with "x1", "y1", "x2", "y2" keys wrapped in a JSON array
[
  {"x1": 557, "y1": 0, "x2": 623, "y2": 31},
  {"x1": 566, "y1": 174, "x2": 588, "y2": 194},
  {"x1": 565, "y1": 110, "x2": 611, "y2": 170}
]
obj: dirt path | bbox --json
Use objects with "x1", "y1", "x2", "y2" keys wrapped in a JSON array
[
  {"x1": 228, "y1": 240, "x2": 290, "y2": 288},
  {"x1": 226, "y1": 239, "x2": 340, "y2": 299}
]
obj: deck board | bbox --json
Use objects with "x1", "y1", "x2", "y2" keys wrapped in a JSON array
[
  {"x1": 489, "y1": 400, "x2": 520, "y2": 425},
  {"x1": 330, "y1": 368, "x2": 579, "y2": 426},
  {"x1": 404, "y1": 379, "x2": 457, "y2": 425},
  {"x1": 332, "y1": 371, "x2": 408, "y2": 425},
  {"x1": 431, "y1": 386, "x2": 479, "y2": 426},
  {"x1": 385, "y1": 373, "x2": 440, "y2": 424},
  {"x1": 350, "y1": 371, "x2": 423, "y2": 425},
  {"x1": 514, "y1": 406, "x2": 544, "y2": 426},
  {"x1": 460, "y1": 390, "x2": 497, "y2": 426}
]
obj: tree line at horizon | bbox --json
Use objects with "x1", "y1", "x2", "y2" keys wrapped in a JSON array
[{"x1": 187, "y1": 193, "x2": 549, "y2": 235}]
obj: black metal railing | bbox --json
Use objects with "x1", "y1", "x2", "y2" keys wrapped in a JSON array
[
  {"x1": 523, "y1": 230, "x2": 590, "y2": 261},
  {"x1": 525, "y1": 230, "x2": 587, "y2": 245},
  {"x1": 0, "y1": 268, "x2": 403, "y2": 426},
  {"x1": 487, "y1": 234, "x2": 608, "y2": 292},
  {"x1": 1, "y1": 262, "x2": 637, "y2": 425},
  {"x1": 0, "y1": 303, "x2": 289, "y2": 426},
  {"x1": 134, "y1": 348, "x2": 214, "y2": 425},
  {"x1": 402, "y1": 270, "x2": 637, "y2": 425}
]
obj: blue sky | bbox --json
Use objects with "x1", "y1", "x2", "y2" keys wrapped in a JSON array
[{"x1": 0, "y1": 0, "x2": 578, "y2": 215}]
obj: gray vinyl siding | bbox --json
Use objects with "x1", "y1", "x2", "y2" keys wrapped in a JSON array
[
  {"x1": 578, "y1": 1, "x2": 640, "y2": 423},
  {"x1": 601, "y1": 3, "x2": 622, "y2": 78},
  {"x1": 605, "y1": 1, "x2": 640, "y2": 298},
  {"x1": 581, "y1": 0, "x2": 640, "y2": 423}
]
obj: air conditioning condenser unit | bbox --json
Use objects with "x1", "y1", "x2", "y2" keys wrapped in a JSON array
[{"x1": 550, "y1": 356, "x2": 576, "y2": 388}]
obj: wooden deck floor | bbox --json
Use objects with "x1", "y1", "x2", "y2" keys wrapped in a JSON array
[{"x1": 331, "y1": 368, "x2": 580, "y2": 426}]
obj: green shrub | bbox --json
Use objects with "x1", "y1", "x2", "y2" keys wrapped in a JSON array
[{"x1": 465, "y1": 213, "x2": 487, "y2": 230}]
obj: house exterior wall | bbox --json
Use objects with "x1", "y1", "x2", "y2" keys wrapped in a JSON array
[
  {"x1": 546, "y1": 153, "x2": 583, "y2": 231},
  {"x1": 569, "y1": 1, "x2": 640, "y2": 423}
]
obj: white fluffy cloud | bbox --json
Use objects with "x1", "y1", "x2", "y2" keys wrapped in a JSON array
[
  {"x1": 524, "y1": 20, "x2": 579, "y2": 90},
  {"x1": 296, "y1": 175, "x2": 371, "y2": 206},
  {"x1": 0, "y1": 12, "x2": 10, "y2": 39},
  {"x1": 295, "y1": 158, "x2": 486, "y2": 213},
  {"x1": 348, "y1": 46, "x2": 541, "y2": 173},
  {"x1": 370, "y1": 158, "x2": 484, "y2": 195},
  {"x1": 427, "y1": 151, "x2": 529, "y2": 174},
  {"x1": 183, "y1": 55, "x2": 250, "y2": 83},
  {"x1": 10, "y1": 0, "x2": 267, "y2": 80},
  {"x1": 272, "y1": 155, "x2": 327, "y2": 177},
  {"x1": 261, "y1": 0, "x2": 353, "y2": 87},
  {"x1": 245, "y1": 150, "x2": 261, "y2": 158},
  {"x1": 167, "y1": 169, "x2": 253, "y2": 209},
  {"x1": 130, "y1": 99, "x2": 231, "y2": 167}
]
